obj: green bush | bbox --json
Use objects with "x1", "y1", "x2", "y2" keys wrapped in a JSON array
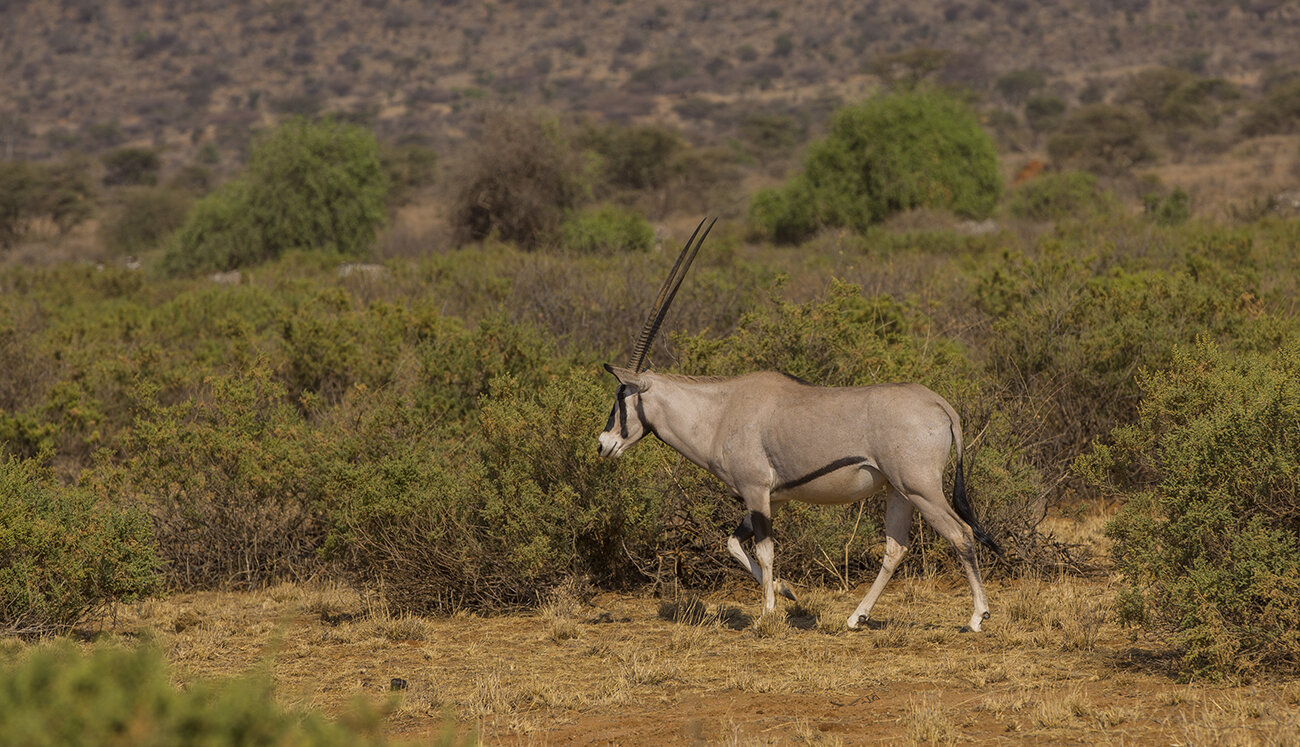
[
  {"x1": 747, "y1": 176, "x2": 820, "y2": 245},
  {"x1": 327, "y1": 369, "x2": 685, "y2": 612},
  {"x1": 103, "y1": 365, "x2": 324, "y2": 589},
  {"x1": 164, "y1": 118, "x2": 386, "y2": 275},
  {"x1": 748, "y1": 89, "x2": 1001, "y2": 243},
  {"x1": 1143, "y1": 186, "x2": 1192, "y2": 226},
  {"x1": 0, "y1": 643, "x2": 389, "y2": 746},
  {"x1": 0, "y1": 457, "x2": 157, "y2": 635},
  {"x1": 560, "y1": 205, "x2": 653, "y2": 254},
  {"x1": 975, "y1": 234, "x2": 1289, "y2": 478},
  {"x1": 1079, "y1": 340, "x2": 1300, "y2": 679},
  {"x1": 98, "y1": 186, "x2": 192, "y2": 256},
  {"x1": 676, "y1": 279, "x2": 972, "y2": 390},
  {"x1": 1046, "y1": 104, "x2": 1155, "y2": 176},
  {"x1": 1005, "y1": 171, "x2": 1113, "y2": 222}
]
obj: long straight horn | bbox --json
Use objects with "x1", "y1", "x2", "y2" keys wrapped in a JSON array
[{"x1": 627, "y1": 216, "x2": 716, "y2": 372}]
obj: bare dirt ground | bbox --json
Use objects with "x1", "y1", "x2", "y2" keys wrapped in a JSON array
[{"x1": 81, "y1": 566, "x2": 1299, "y2": 746}]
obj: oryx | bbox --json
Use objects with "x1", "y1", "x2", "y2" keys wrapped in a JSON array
[{"x1": 597, "y1": 218, "x2": 1003, "y2": 631}]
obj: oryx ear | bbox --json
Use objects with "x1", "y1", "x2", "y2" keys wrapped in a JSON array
[{"x1": 603, "y1": 363, "x2": 648, "y2": 392}]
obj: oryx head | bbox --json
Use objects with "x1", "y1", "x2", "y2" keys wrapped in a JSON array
[{"x1": 597, "y1": 217, "x2": 715, "y2": 458}]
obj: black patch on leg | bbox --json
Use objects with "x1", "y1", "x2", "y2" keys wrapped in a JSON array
[
  {"x1": 751, "y1": 511, "x2": 772, "y2": 543},
  {"x1": 732, "y1": 513, "x2": 754, "y2": 542}
]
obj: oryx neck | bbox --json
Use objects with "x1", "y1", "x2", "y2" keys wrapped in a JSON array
[{"x1": 638, "y1": 373, "x2": 731, "y2": 470}]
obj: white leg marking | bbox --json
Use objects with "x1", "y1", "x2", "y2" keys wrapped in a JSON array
[{"x1": 847, "y1": 493, "x2": 913, "y2": 630}]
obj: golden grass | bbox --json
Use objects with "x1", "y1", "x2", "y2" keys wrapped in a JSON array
[{"x1": 19, "y1": 568, "x2": 1295, "y2": 745}]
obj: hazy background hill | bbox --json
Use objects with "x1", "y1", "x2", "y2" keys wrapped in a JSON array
[{"x1": 4, "y1": 0, "x2": 1299, "y2": 207}]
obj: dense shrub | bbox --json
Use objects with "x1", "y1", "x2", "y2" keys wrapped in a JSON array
[
  {"x1": 0, "y1": 158, "x2": 95, "y2": 249},
  {"x1": 582, "y1": 123, "x2": 685, "y2": 191},
  {"x1": 100, "y1": 147, "x2": 160, "y2": 186},
  {"x1": 1004, "y1": 171, "x2": 1113, "y2": 222},
  {"x1": 1079, "y1": 341, "x2": 1300, "y2": 679},
  {"x1": 164, "y1": 118, "x2": 386, "y2": 275},
  {"x1": 995, "y1": 68, "x2": 1046, "y2": 104},
  {"x1": 748, "y1": 176, "x2": 819, "y2": 245},
  {"x1": 1143, "y1": 186, "x2": 1192, "y2": 226},
  {"x1": 738, "y1": 112, "x2": 808, "y2": 156},
  {"x1": 0, "y1": 643, "x2": 388, "y2": 745},
  {"x1": 1241, "y1": 79, "x2": 1300, "y2": 136},
  {"x1": 1046, "y1": 104, "x2": 1155, "y2": 176},
  {"x1": 101, "y1": 366, "x2": 324, "y2": 589},
  {"x1": 975, "y1": 233, "x2": 1290, "y2": 480},
  {"x1": 559, "y1": 205, "x2": 653, "y2": 254},
  {"x1": 98, "y1": 186, "x2": 192, "y2": 256},
  {"x1": 327, "y1": 369, "x2": 686, "y2": 612},
  {"x1": 748, "y1": 89, "x2": 1001, "y2": 243},
  {"x1": 448, "y1": 112, "x2": 588, "y2": 250},
  {"x1": 676, "y1": 279, "x2": 972, "y2": 390},
  {"x1": 1024, "y1": 95, "x2": 1066, "y2": 134},
  {"x1": 1116, "y1": 67, "x2": 1195, "y2": 121},
  {"x1": 380, "y1": 139, "x2": 438, "y2": 209},
  {"x1": 0, "y1": 458, "x2": 157, "y2": 635}
]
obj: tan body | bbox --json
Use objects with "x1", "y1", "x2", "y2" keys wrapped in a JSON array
[{"x1": 599, "y1": 369, "x2": 996, "y2": 632}]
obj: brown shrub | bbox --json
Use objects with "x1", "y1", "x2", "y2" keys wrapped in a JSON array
[{"x1": 448, "y1": 111, "x2": 588, "y2": 250}]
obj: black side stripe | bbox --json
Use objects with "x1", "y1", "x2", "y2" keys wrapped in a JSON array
[{"x1": 774, "y1": 456, "x2": 869, "y2": 493}]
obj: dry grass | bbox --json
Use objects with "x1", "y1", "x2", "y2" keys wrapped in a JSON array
[{"x1": 24, "y1": 562, "x2": 1298, "y2": 745}]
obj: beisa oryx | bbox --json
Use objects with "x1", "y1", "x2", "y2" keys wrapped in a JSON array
[{"x1": 597, "y1": 218, "x2": 1004, "y2": 631}]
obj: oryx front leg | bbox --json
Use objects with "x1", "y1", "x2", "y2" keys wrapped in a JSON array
[
  {"x1": 847, "y1": 492, "x2": 913, "y2": 630},
  {"x1": 752, "y1": 510, "x2": 777, "y2": 613},
  {"x1": 727, "y1": 513, "x2": 795, "y2": 603}
]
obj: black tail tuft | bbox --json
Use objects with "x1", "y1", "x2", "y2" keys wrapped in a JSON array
[{"x1": 951, "y1": 454, "x2": 1005, "y2": 558}]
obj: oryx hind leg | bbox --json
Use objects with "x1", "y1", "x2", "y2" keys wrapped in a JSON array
[
  {"x1": 846, "y1": 491, "x2": 913, "y2": 630},
  {"x1": 907, "y1": 484, "x2": 991, "y2": 632},
  {"x1": 727, "y1": 512, "x2": 795, "y2": 603}
]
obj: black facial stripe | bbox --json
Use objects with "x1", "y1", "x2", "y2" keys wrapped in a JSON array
[
  {"x1": 634, "y1": 393, "x2": 654, "y2": 438},
  {"x1": 604, "y1": 404, "x2": 617, "y2": 432},
  {"x1": 752, "y1": 511, "x2": 772, "y2": 543},
  {"x1": 774, "y1": 457, "x2": 869, "y2": 493},
  {"x1": 617, "y1": 387, "x2": 629, "y2": 438}
]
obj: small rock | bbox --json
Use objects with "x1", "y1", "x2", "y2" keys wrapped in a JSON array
[{"x1": 338, "y1": 263, "x2": 386, "y2": 278}]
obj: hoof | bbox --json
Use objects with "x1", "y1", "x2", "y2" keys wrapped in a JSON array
[
  {"x1": 777, "y1": 580, "x2": 797, "y2": 602},
  {"x1": 847, "y1": 614, "x2": 868, "y2": 630}
]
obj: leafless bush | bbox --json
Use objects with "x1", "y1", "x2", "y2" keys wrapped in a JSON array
[{"x1": 447, "y1": 111, "x2": 587, "y2": 249}]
